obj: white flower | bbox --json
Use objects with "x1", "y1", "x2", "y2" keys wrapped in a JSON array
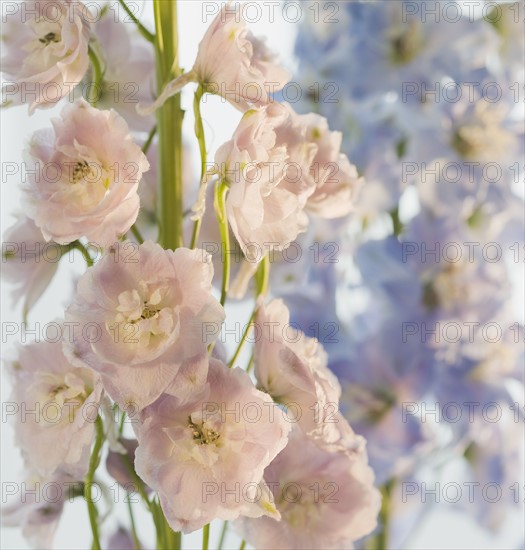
[
  {"x1": 64, "y1": 241, "x2": 225, "y2": 410},
  {"x1": 2, "y1": 215, "x2": 62, "y2": 317},
  {"x1": 8, "y1": 334, "x2": 103, "y2": 478},
  {"x1": 134, "y1": 359, "x2": 290, "y2": 533},
  {"x1": 22, "y1": 99, "x2": 149, "y2": 247},
  {"x1": 1, "y1": 0, "x2": 91, "y2": 112}
]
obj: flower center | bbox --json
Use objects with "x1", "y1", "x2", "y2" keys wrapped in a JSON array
[
  {"x1": 71, "y1": 161, "x2": 94, "y2": 184},
  {"x1": 423, "y1": 263, "x2": 469, "y2": 312},
  {"x1": 389, "y1": 21, "x2": 422, "y2": 65},
  {"x1": 188, "y1": 418, "x2": 221, "y2": 446},
  {"x1": 279, "y1": 484, "x2": 322, "y2": 529},
  {"x1": 451, "y1": 104, "x2": 514, "y2": 160},
  {"x1": 140, "y1": 302, "x2": 160, "y2": 320},
  {"x1": 110, "y1": 285, "x2": 175, "y2": 354},
  {"x1": 31, "y1": 371, "x2": 91, "y2": 426},
  {"x1": 39, "y1": 32, "x2": 61, "y2": 45}
]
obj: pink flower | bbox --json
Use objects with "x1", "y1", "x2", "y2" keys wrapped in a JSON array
[
  {"x1": 193, "y1": 2, "x2": 290, "y2": 109},
  {"x1": 235, "y1": 428, "x2": 381, "y2": 549},
  {"x1": 106, "y1": 526, "x2": 144, "y2": 550},
  {"x1": 22, "y1": 99, "x2": 149, "y2": 247},
  {"x1": 2, "y1": 215, "x2": 62, "y2": 317},
  {"x1": 254, "y1": 299, "x2": 345, "y2": 445},
  {"x1": 138, "y1": 2, "x2": 289, "y2": 114},
  {"x1": 7, "y1": 335, "x2": 103, "y2": 478},
  {"x1": 217, "y1": 103, "x2": 317, "y2": 259},
  {"x1": 134, "y1": 358, "x2": 291, "y2": 533},
  {"x1": 90, "y1": 10, "x2": 156, "y2": 132},
  {"x1": 64, "y1": 241, "x2": 225, "y2": 410},
  {"x1": 1, "y1": 0, "x2": 91, "y2": 113},
  {"x1": 2, "y1": 468, "x2": 82, "y2": 548},
  {"x1": 300, "y1": 113, "x2": 363, "y2": 218},
  {"x1": 106, "y1": 437, "x2": 152, "y2": 497}
]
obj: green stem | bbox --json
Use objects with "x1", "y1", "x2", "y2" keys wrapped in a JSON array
[
  {"x1": 127, "y1": 499, "x2": 141, "y2": 550},
  {"x1": 202, "y1": 523, "x2": 210, "y2": 550},
  {"x1": 256, "y1": 254, "x2": 270, "y2": 296},
  {"x1": 217, "y1": 521, "x2": 228, "y2": 550},
  {"x1": 228, "y1": 255, "x2": 270, "y2": 368},
  {"x1": 365, "y1": 479, "x2": 395, "y2": 550},
  {"x1": 190, "y1": 84, "x2": 207, "y2": 249},
  {"x1": 228, "y1": 310, "x2": 255, "y2": 368},
  {"x1": 117, "y1": 0, "x2": 155, "y2": 43},
  {"x1": 245, "y1": 352, "x2": 254, "y2": 374},
  {"x1": 214, "y1": 181, "x2": 230, "y2": 306},
  {"x1": 154, "y1": 0, "x2": 184, "y2": 250},
  {"x1": 163, "y1": 518, "x2": 181, "y2": 550},
  {"x1": 130, "y1": 224, "x2": 144, "y2": 244},
  {"x1": 87, "y1": 45, "x2": 103, "y2": 107},
  {"x1": 121, "y1": 454, "x2": 154, "y2": 515},
  {"x1": 142, "y1": 125, "x2": 157, "y2": 154},
  {"x1": 151, "y1": 499, "x2": 164, "y2": 550},
  {"x1": 239, "y1": 540, "x2": 246, "y2": 550},
  {"x1": 64, "y1": 241, "x2": 94, "y2": 267},
  {"x1": 390, "y1": 207, "x2": 403, "y2": 237},
  {"x1": 168, "y1": 530, "x2": 181, "y2": 550},
  {"x1": 84, "y1": 416, "x2": 104, "y2": 550}
]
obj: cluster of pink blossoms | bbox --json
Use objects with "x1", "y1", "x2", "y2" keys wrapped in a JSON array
[{"x1": 2, "y1": 2, "x2": 380, "y2": 548}]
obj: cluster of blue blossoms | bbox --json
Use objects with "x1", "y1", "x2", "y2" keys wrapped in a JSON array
[{"x1": 285, "y1": 0, "x2": 524, "y2": 543}]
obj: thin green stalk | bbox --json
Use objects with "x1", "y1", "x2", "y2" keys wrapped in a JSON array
[
  {"x1": 245, "y1": 352, "x2": 254, "y2": 374},
  {"x1": 84, "y1": 416, "x2": 105, "y2": 550},
  {"x1": 256, "y1": 254, "x2": 270, "y2": 296},
  {"x1": 217, "y1": 521, "x2": 228, "y2": 550},
  {"x1": 390, "y1": 207, "x2": 403, "y2": 237},
  {"x1": 151, "y1": 499, "x2": 164, "y2": 550},
  {"x1": 87, "y1": 46, "x2": 103, "y2": 107},
  {"x1": 117, "y1": 0, "x2": 155, "y2": 43},
  {"x1": 202, "y1": 523, "x2": 210, "y2": 550},
  {"x1": 365, "y1": 478, "x2": 395, "y2": 550},
  {"x1": 130, "y1": 224, "x2": 144, "y2": 244},
  {"x1": 214, "y1": 181, "x2": 230, "y2": 306},
  {"x1": 165, "y1": 527, "x2": 181, "y2": 550},
  {"x1": 142, "y1": 125, "x2": 157, "y2": 154},
  {"x1": 239, "y1": 540, "x2": 246, "y2": 550},
  {"x1": 154, "y1": 0, "x2": 184, "y2": 250},
  {"x1": 228, "y1": 255, "x2": 270, "y2": 368},
  {"x1": 121, "y1": 454, "x2": 154, "y2": 515},
  {"x1": 190, "y1": 84, "x2": 207, "y2": 249},
  {"x1": 228, "y1": 309, "x2": 255, "y2": 368},
  {"x1": 64, "y1": 241, "x2": 94, "y2": 267},
  {"x1": 127, "y1": 499, "x2": 141, "y2": 550},
  {"x1": 118, "y1": 409, "x2": 126, "y2": 436}
]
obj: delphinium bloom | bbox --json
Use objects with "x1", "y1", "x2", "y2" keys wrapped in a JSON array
[
  {"x1": 64, "y1": 241, "x2": 225, "y2": 410},
  {"x1": 139, "y1": 1, "x2": 290, "y2": 114},
  {"x1": 295, "y1": 0, "x2": 499, "y2": 104},
  {"x1": 333, "y1": 322, "x2": 436, "y2": 486},
  {"x1": 2, "y1": 468, "x2": 83, "y2": 548},
  {"x1": 105, "y1": 526, "x2": 144, "y2": 550},
  {"x1": 7, "y1": 335, "x2": 103, "y2": 478},
  {"x1": 89, "y1": 9, "x2": 156, "y2": 133},
  {"x1": 282, "y1": 256, "x2": 435, "y2": 485},
  {"x1": 235, "y1": 427, "x2": 381, "y2": 549},
  {"x1": 300, "y1": 111, "x2": 363, "y2": 218},
  {"x1": 1, "y1": 0, "x2": 91, "y2": 112},
  {"x1": 134, "y1": 358, "x2": 290, "y2": 533},
  {"x1": 216, "y1": 103, "x2": 316, "y2": 259},
  {"x1": 217, "y1": 103, "x2": 362, "y2": 259},
  {"x1": 22, "y1": 99, "x2": 149, "y2": 247},
  {"x1": 254, "y1": 299, "x2": 344, "y2": 444},
  {"x1": 2, "y1": 215, "x2": 62, "y2": 316}
]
